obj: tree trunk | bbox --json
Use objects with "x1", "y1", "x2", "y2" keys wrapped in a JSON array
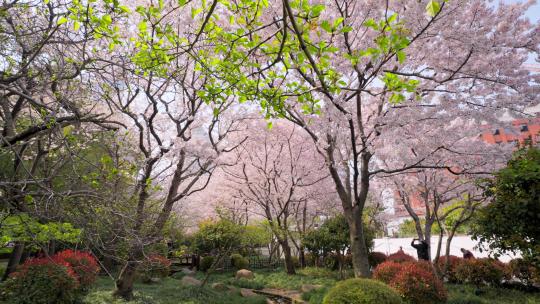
[
  {"x1": 280, "y1": 240, "x2": 295, "y2": 275},
  {"x1": 299, "y1": 246, "x2": 306, "y2": 268},
  {"x1": 348, "y1": 207, "x2": 371, "y2": 277},
  {"x1": 114, "y1": 246, "x2": 143, "y2": 300},
  {"x1": 2, "y1": 242, "x2": 24, "y2": 281},
  {"x1": 114, "y1": 259, "x2": 139, "y2": 300}
]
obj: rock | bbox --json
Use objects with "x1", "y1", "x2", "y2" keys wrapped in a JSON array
[
  {"x1": 181, "y1": 276, "x2": 202, "y2": 286},
  {"x1": 301, "y1": 284, "x2": 323, "y2": 293},
  {"x1": 149, "y1": 277, "x2": 161, "y2": 284},
  {"x1": 240, "y1": 288, "x2": 258, "y2": 297},
  {"x1": 211, "y1": 282, "x2": 230, "y2": 291},
  {"x1": 266, "y1": 298, "x2": 277, "y2": 304},
  {"x1": 181, "y1": 268, "x2": 196, "y2": 276},
  {"x1": 236, "y1": 269, "x2": 254, "y2": 280}
]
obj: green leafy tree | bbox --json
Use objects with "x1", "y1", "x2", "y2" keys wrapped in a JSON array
[
  {"x1": 473, "y1": 147, "x2": 540, "y2": 266},
  {"x1": 303, "y1": 214, "x2": 374, "y2": 276}
]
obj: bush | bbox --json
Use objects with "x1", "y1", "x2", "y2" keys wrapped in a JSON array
[
  {"x1": 508, "y1": 258, "x2": 540, "y2": 286},
  {"x1": 231, "y1": 253, "x2": 249, "y2": 270},
  {"x1": 139, "y1": 254, "x2": 171, "y2": 282},
  {"x1": 369, "y1": 251, "x2": 387, "y2": 268},
  {"x1": 52, "y1": 249, "x2": 100, "y2": 289},
  {"x1": 1, "y1": 258, "x2": 79, "y2": 304},
  {"x1": 387, "y1": 250, "x2": 415, "y2": 263},
  {"x1": 322, "y1": 278, "x2": 402, "y2": 304},
  {"x1": 435, "y1": 255, "x2": 463, "y2": 283},
  {"x1": 390, "y1": 262, "x2": 447, "y2": 304},
  {"x1": 455, "y1": 258, "x2": 506, "y2": 286},
  {"x1": 373, "y1": 261, "x2": 404, "y2": 284},
  {"x1": 200, "y1": 256, "x2": 215, "y2": 272}
]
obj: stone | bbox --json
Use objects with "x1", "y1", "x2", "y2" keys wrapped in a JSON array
[
  {"x1": 235, "y1": 269, "x2": 254, "y2": 280},
  {"x1": 300, "y1": 284, "x2": 323, "y2": 293},
  {"x1": 211, "y1": 282, "x2": 230, "y2": 291},
  {"x1": 181, "y1": 268, "x2": 196, "y2": 276},
  {"x1": 240, "y1": 288, "x2": 258, "y2": 297},
  {"x1": 149, "y1": 277, "x2": 161, "y2": 284},
  {"x1": 266, "y1": 298, "x2": 277, "y2": 304},
  {"x1": 181, "y1": 276, "x2": 202, "y2": 286}
]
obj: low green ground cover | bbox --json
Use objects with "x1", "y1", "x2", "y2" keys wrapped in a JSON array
[{"x1": 79, "y1": 268, "x2": 540, "y2": 304}]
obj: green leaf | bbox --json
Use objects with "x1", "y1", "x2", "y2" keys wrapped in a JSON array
[
  {"x1": 321, "y1": 20, "x2": 332, "y2": 33},
  {"x1": 426, "y1": 1, "x2": 441, "y2": 17},
  {"x1": 341, "y1": 26, "x2": 353, "y2": 33},
  {"x1": 396, "y1": 50, "x2": 406, "y2": 64},
  {"x1": 57, "y1": 16, "x2": 68, "y2": 25}
]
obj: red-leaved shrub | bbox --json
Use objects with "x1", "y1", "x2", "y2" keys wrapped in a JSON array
[
  {"x1": 455, "y1": 258, "x2": 506, "y2": 286},
  {"x1": 53, "y1": 249, "x2": 100, "y2": 289},
  {"x1": 139, "y1": 254, "x2": 171, "y2": 282},
  {"x1": 368, "y1": 251, "x2": 388, "y2": 268},
  {"x1": 508, "y1": 258, "x2": 540, "y2": 286},
  {"x1": 1, "y1": 258, "x2": 79, "y2": 304},
  {"x1": 373, "y1": 261, "x2": 404, "y2": 284},
  {"x1": 387, "y1": 250, "x2": 415, "y2": 263},
  {"x1": 374, "y1": 261, "x2": 447, "y2": 304},
  {"x1": 435, "y1": 255, "x2": 463, "y2": 283},
  {"x1": 390, "y1": 262, "x2": 447, "y2": 304}
]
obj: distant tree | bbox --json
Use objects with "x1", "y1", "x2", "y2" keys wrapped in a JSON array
[
  {"x1": 303, "y1": 214, "x2": 374, "y2": 277},
  {"x1": 473, "y1": 147, "x2": 540, "y2": 266}
]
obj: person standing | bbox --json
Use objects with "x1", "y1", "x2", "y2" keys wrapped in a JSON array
[
  {"x1": 461, "y1": 248, "x2": 475, "y2": 259},
  {"x1": 411, "y1": 238, "x2": 430, "y2": 261}
]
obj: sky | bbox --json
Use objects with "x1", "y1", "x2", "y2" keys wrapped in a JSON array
[{"x1": 504, "y1": 0, "x2": 540, "y2": 21}]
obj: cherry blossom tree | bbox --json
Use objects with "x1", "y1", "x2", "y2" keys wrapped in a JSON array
[
  {"x1": 202, "y1": 0, "x2": 540, "y2": 277},
  {"x1": 224, "y1": 120, "x2": 329, "y2": 274}
]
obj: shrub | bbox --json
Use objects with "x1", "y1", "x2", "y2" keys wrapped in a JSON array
[
  {"x1": 369, "y1": 251, "x2": 387, "y2": 268},
  {"x1": 139, "y1": 254, "x2": 171, "y2": 282},
  {"x1": 508, "y1": 258, "x2": 540, "y2": 286},
  {"x1": 1, "y1": 258, "x2": 79, "y2": 304},
  {"x1": 200, "y1": 256, "x2": 215, "y2": 272},
  {"x1": 52, "y1": 249, "x2": 100, "y2": 289},
  {"x1": 373, "y1": 261, "x2": 404, "y2": 284},
  {"x1": 231, "y1": 253, "x2": 249, "y2": 270},
  {"x1": 390, "y1": 262, "x2": 447, "y2": 304},
  {"x1": 304, "y1": 253, "x2": 317, "y2": 267},
  {"x1": 323, "y1": 278, "x2": 402, "y2": 304},
  {"x1": 435, "y1": 255, "x2": 463, "y2": 283},
  {"x1": 387, "y1": 250, "x2": 415, "y2": 263},
  {"x1": 455, "y1": 258, "x2": 506, "y2": 286}
]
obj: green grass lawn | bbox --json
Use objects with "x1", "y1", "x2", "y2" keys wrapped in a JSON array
[{"x1": 82, "y1": 268, "x2": 540, "y2": 304}]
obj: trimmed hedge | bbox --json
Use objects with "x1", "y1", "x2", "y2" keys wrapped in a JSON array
[
  {"x1": 435, "y1": 255, "x2": 463, "y2": 283},
  {"x1": 369, "y1": 252, "x2": 388, "y2": 269},
  {"x1": 387, "y1": 250, "x2": 415, "y2": 263},
  {"x1": 508, "y1": 258, "x2": 540, "y2": 286},
  {"x1": 390, "y1": 262, "x2": 447, "y2": 304},
  {"x1": 231, "y1": 253, "x2": 249, "y2": 270},
  {"x1": 373, "y1": 261, "x2": 447, "y2": 304},
  {"x1": 52, "y1": 249, "x2": 100, "y2": 289},
  {"x1": 373, "y1": 261, "x2": 403, "y2": 284},
  {"x1": 1, "y1": 258, "x2": 80, "y2": 304},
  {"x1": 200, "y1": 256, "x2": 215, "y2": 272},
  {"x1": 322, "y1": 278, "x2": 403, "y2": 304},
  {"x1": 455, "y1": 258, "x2": 507, "y2": 287}
]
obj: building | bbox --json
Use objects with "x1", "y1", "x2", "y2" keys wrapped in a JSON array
[{"x1": 481, "y1": 116, "x2": 540, "y2": 146}]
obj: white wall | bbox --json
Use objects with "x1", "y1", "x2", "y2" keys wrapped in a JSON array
[{"x1": 373, "y1": 236, "x2": 520, "y2": 262}]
